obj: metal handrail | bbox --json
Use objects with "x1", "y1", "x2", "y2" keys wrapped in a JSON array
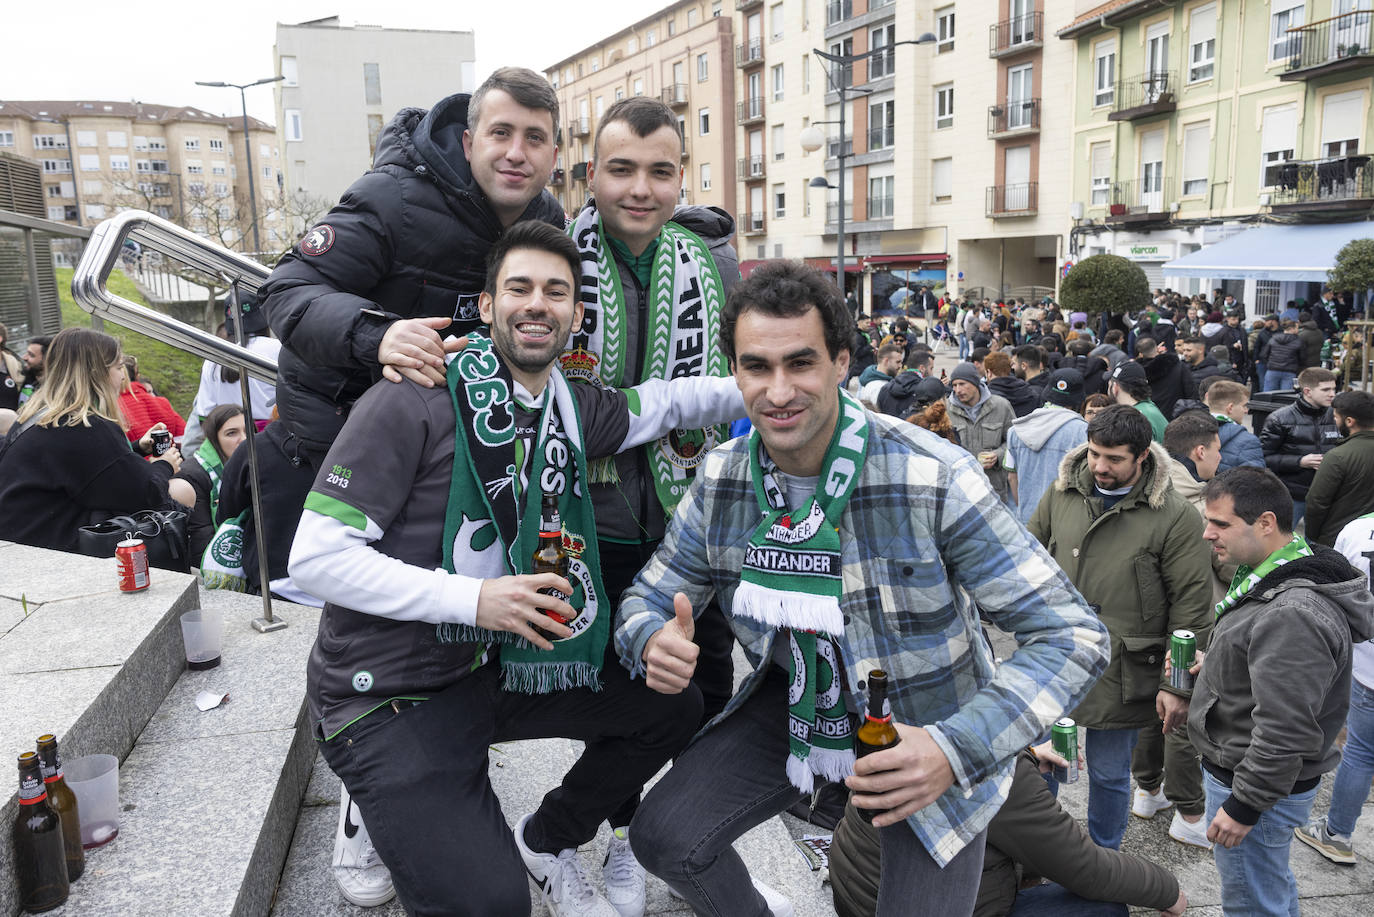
[
  {"x1": 71, "y1": 209, "x2": 276, "y2": 384},
  {"x1": 71, "y1": 208, "x2": 285, "y2": 631}
]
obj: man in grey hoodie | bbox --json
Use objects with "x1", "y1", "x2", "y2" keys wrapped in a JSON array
[
  {"x1": 948, "y1": 361, "x2": 1015, "y2": 503},
  {"x1": 1187, "y1": 467, "x2": 1374, "y2": 915},
  {"x1": 1003, "y1": 369, "x2": 1088, "y2": 525}
]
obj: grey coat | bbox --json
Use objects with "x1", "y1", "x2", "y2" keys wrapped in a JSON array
[{"x1": 946, "y1": 387, "x2": 1015, "y2": 502}]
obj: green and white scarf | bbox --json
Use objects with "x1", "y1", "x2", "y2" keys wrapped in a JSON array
[
  {"x1": 435, "y1": 332, "x2": 607, "y2": 694},
  {"x1": 194, "y1": 437, "x2": 225, "y2": 527},
  {"x1": 565, "y1": 203, "x2": 727, "y2": 515},
  {"x1": 1215, "y1": 534, "x2": 1313, "y2": 619},
  {"x1": 735, "y1": 389, "x2": 868, "y2": 792}
]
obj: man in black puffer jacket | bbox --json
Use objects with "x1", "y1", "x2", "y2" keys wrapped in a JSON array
[
  {"x1": 261, "y1": 68, "x2": 566, "y2": 458},
  {"x1": 1137, "y1": 337, "x2": 1196, "y2": 419},
  {"x1": 1261, "y1": 320, "x2": 1305, "y2": 392},
  {"x1": 1260, "y1": 367, "x2": 1341, "y2": 524}
]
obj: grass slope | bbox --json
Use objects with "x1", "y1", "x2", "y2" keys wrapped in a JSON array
[{"x1": 56, "y1": 267, "x2": 203, "y2": 419}]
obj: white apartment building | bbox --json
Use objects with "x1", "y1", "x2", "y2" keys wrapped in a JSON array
[{"x1": 274, "y1": 16, "x2": 477, "y2": 228}]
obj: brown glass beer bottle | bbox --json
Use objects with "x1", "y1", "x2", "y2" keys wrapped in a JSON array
[
  {"x1": 12, "y1": 751, "x2": 70, "y2": 912},
  {"x1": 531, "y1": 492, "x2": 571, "y2": 636},
  {"x1": 36, "y1": 734, "x2": 85, "y2": 882},
  {"x1": 855, "y1": 669, "x2": 901, "y2": 823}
]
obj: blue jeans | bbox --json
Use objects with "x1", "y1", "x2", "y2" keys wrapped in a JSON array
[
  {"x1": 1293, "y1": 500, "x2": 1306, "y2": 529},
  {"x1": 1263, "y1": 370, "x2": 1296, "y2": 393},
  {"x1": 1085, "y1": 727, "x2": 1140, "y2": 850},
  {"x1": 1203, "y1": 769, "x2": 1318, "y2": 917},
  {"x1": 1013, "y1": 883, "x2": 1127, "y2": 916},
  {"x1": 959, "y1": 334, "x2": 971, "y2": 359},
  {"x1": 1325, "y1": 678, "x2": 1374, "y2": 837}
]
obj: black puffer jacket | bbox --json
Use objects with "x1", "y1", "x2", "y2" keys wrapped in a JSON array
[
  {"x1": 1140, "y1": 351, "x2": 1197, "y2": 419},
  {"x1": 987, "y1": 374, "x2": 1039, "y2": 418},
  {"x1": 259, "y1": 93, "x2": 566, "y2": 452},
  {"x1": 1263, "y1": 332, "x2": 1304, "y2": 376},
  {"x1": 1259, "y1": 396, "x2": 1341, "y2": 500}
]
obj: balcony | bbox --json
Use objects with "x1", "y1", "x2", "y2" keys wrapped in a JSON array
[
  {"x1": 1105, "y1": 178, "x2": 1172, "y2": 222},
  {"x1": 826, "y1": 0, "x2": 852, "y2": 27},
  {"x1": 736, "y1": 0, "x2": 763, "y2": 9},
  {"x1": 827, "y1": 135, "x2": 853, "y2": 159},
  {"x1": 1281, "y1": 10, "x2": 1374, "y2": 80},
  {"x1": 738, "y1": 155, "x2": 766, "y2": 179},
  {"x1": 988, "y1": 99, "x2": 1040, "y2": 138},
  {"x1": 985, "y1": 182, "x2": 1038, "y2": 217},
  {"x1": 571, "y1": 161, "x2": 588, "y2": 182},
  {"x1": 741, "y1": 211, "x2": 766, "y2": 235},
  {"x1": 1270, "y1": 155, "x2": 1373, "y2": 212},
  {"x1": 550, "y1": 168, "x2": 565, "y2": 186},
  {"x1": 825, "y1": 200, "x2": 854, "y2": 225},
  {"x1": 736, "y1": 39, "x2": 764, "y2": 68},
  {"x1": 866, "y1": 48, "x2": 896, "y2": 81},
  {"x1": 661, "y1": 83, "x2": 688, "y2": 108},
  {"x1": 737, "y1": 96, "x2": 765, "y2": 125},
  {"x1": 569, "y1": 117, "x2": 591, "y2": 138},
  {"x1": 1108, "y1": 70, "x2": 1176, "y2": 121},
  {"x1": 866, "y1": 195, "x2": 894, "y2": 220},
  {"x1": 989, "y1": 11, "x2": 1043, "y2": 57},
  {"x1": 867, "y1": 125, "x2": 894, "y2": 151}
]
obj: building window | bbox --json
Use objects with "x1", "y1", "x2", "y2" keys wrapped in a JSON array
[
  {"x1": 829, "y1": 39, "x2": 854, "y2": 88},
  {"x1": 85, "y1": 203, "x2": 106, "y2": 220},
  {"x1": 870, "y1": 99, "x2": 895, "y2": 149},
  {"x1": 668, "y1": 18, "x2": 677, "y2": 37},
  {"x1": 105, "y1": 131, "x2": 126, "y2": 148},
  {"x1": 0, "y1": 132, "x2": 13, "y2": 147},
  {"x1": 628, "y1": 37, "x2": 639, "y2": 54},
  {"x1": 148, "y1": 138, "x2": 166, "y2": 151},
  {"x1": 868, "y1": 175, "x2": 894, "y2": 218},
  {"x1": 1271, "y1": 0, "x2": 1305, "y2": 62},
  {"x1": 214, "y1": 182, "x2": 229, "y2": 195},
  {"x1": 1255, "y1": 280, "x2": 1282, "y2": 313},
  {"x1": 46, "y1": 185, "x2": 63, "y2": 198},
  {"x1": 281, "y1": 56, "x2": 298, "y2": 86},
  {"x1": 212, "y1": 161, "x2": 226, "y2": 175},
  {"x1": 771, "y1": 3, "x2": 784, "y2": 41},
  {"x1": 82, "y1": 180, "x2": 101, "y2": 195},
  {"x1": 699, "y1": 108, "x2": 710, "y2": 136},
  {"x1": 697, "y1": 52, "x2": 709, "y2": 82},
  {"x1": 615, "y1": 87, "x2": 625, "y2": 101},
  {"x1": 700, "y1": 162, "x2": 711, "y2": 190},
  {"x1": 1321, "y1": 89, "x2": 1363, "y2": 157},
  {"x1": 591, "y1": 56, "x2": 600, "y2": 73},
  {"x1": 690, "y1": 7, "x2": 701, "y2": 26},
  {"x1": 367, "y1": 114, "x2": 384, "y2": 159},
  {"x1": 133, "y1": 136, "x2": 148, "y2": 151},
  {"x1": 802, "y1": 55, "x2": 810, "y2": 93},
  {"x1": 936, "y1": 6, "x2": 955, "y2": 53},
  {"x1": 188, "y1": 182, "x2": 206, "y2": 195},
  {"x1": 263, "y1": 165, "x2": 272, "y2": 179},
  {"x1": 47, "y1": 206, "x2": 64, "y2": 221},
  {"x1": 110, "y1": 155, "x2": 130, "y2": 172},
  {"x1": 870, "y1": 24, "x2": 896, "y2": 79},
  {"x1": 208, "y1": 138, "x2": 224, "y2": 152},
  {"x1": 135, "y1": 159, "x2": 151, "y2": 173},
  {"x1": 634, "y1": 79, "x2": 644, "y2": 96},
  {"x1": 77, "y1": 131, "x2": 97, "y2": 147},
  {"x1": 772, "y1": 64, "x2": 785, "y2": 101},
  {"x1": 363, "y1": 63, "x2": 382, "y2": 105},
  {"x1": 285, "y1": 110, "x2": 303, "y2": 143},
  {"x1": 1182, "y1": 122, "x2": 1210, "y2": 196},
  {"x1": 772, "y1": 124, "x2": 785, "y2": 160},
  {"x1": 1090, "y1": 141, "x2": 1112, "y2": 204},
  {"x1": 78, "y1": 153, "x2": 99, "y2": 171},
  {"x1": 774, "y1": 183, "x2": 786, "y2": 218},
  {"x1": 1094, "y1": 39, "x2": 1116, "y2": 107},
  {"x1": 934, "y1": 84, "x2": 954, "y2": 130},
  {"x1": 595, "y1": 96, "x2": 605, "y2": 118},
  {"x1": 41, "y1": 159, "x2": 72, "y2": 173},
  {"x1": 34, "y1": 135, "x2": 67, "y2": 150},
  {"x1": 932, "y1": 157, "x2": 953, "y2": 202},
  {"x1": 187, "y1": 160, "x2": 204, "y2": 174},
  {"x1": 185, "y1": 138, "x2": 200, "y2": 151},
  {"x1": 1189, "y1": 4, "x2": 1216, "y2": 82},
  {"x1": 1260, "y1": 103, "x2": 1297, "y2": 188}
]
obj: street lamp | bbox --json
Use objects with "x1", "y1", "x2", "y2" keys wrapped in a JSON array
[
  {"x1": 799, "y1": 33, "x2": 937, "y2": 304},
  {"x1": 195, "y1": 75, "x2": 283, "y2": 256}
]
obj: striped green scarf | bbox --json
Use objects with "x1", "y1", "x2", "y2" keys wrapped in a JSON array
[{"x1": 1215, "y1": 534, "x2": 1312, "y2": 619}]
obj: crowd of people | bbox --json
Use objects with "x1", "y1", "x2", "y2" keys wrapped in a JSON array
[{"x1": 2, "y1": 70, "x2": 1374, "y2": 917}]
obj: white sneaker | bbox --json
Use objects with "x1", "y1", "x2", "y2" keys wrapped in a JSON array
[
  {"x1": 515, "y1": 814, "x2": 617, "y2": 917},
  {"x1": 601, "y1": 827, "x2": 646, "y2": 917},
  {"x1": 332, "y1": 786, "x2": 396, "y2": 907},
  {"x1": 1168, "y1": 811, "x2": 1214, "y2": 850},
  {"x1": 667, "y1": 877, "x2": 792, "y2": 915},
  {"x1": 1131, "y1": 786, "x2": 1173, "y2": 820}
]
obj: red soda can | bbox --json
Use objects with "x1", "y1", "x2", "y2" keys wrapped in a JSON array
[{"x1": 115, "y1": 538, "x2": 149, "y2": 591}]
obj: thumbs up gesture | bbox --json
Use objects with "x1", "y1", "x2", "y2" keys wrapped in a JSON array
[{"x1": 642, "y1": 592, "x2": 699, "y2": 695}]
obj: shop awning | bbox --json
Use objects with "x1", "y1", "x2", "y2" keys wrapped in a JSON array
[{"x1": 1162, "y1": 221, "x2": 1374, "y2": 282}]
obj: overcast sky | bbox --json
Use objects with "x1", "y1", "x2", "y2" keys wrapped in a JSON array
[{"x1": 5, "y1": 0, "x2": 650, "y2": 123}]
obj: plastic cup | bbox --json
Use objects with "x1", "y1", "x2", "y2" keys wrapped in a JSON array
[
  {"x1": 179, "y1": 607, "x2": 222, "y2": 670},
  {"x1": 64, "y1": 754, "x2": 120, "y2": 849}
]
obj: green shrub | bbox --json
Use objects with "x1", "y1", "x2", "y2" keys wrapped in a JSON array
[
  {"x1": 1329, "y1": 238, "x2": 1374, "y2": 298},
  {"x1": 1060, "y1": 254, "x2": 1151, "y2": 317}
]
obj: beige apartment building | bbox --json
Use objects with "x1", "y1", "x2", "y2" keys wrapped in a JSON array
[
  {"x1": 545, "y1": 0, "x2": 738, "y2": 219},
  {"x1": 738, "y1": 0, "x2": 1080, "y2": 312},
  {"x1": 0, "y1": 100, "x2": 284, "y2": 254}
]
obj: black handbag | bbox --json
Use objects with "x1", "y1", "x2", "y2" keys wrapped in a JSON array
[{"x1": 77, "y1": 509, "x2": 192, "y2": 573}]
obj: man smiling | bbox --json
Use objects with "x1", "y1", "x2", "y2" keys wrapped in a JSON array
[{"x1": 615, "y1": 260, "x2": 1108, "y2": 917}]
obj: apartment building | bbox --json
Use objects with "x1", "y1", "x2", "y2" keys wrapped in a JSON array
[
  {"x1": 738, "y1": 0, "x2": 1080, "y2": 312},
  {"x1": 0, "y1": 100, "x2": 284, "y2": 252},
  {"x1": 1059, "y1": 0, "x2": 1374, "y2": 309},
  {"x1": 545, "y1": 0, "x2": 737, "y2": 219},
  {"x1": 274, "y1": 16, "x2": 476, "y2": 224}
]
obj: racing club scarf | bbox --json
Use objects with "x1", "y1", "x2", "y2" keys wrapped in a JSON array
[
  {"x1": 734, "y1": 389, "x2": 868, "y2": 792},
  {"x1": 435, "y1": 332, "x2": 607, "y2": 694},
  {"x1": 565, "y1": 203, "x2": 727, "y2": 515}
]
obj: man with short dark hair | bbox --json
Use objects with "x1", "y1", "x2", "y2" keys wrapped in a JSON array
[
  {"x1": 1136, "y1": 337, "x2": 1196, "y2": 419},
  {"x1": 1030, "y1": 404, "x2": 1212, "y2": 852},
  {"x1": 18, "y1": 335, "x2": 49, "y2": 406},
  {"x1": 983, "y1": 351, "x2": 1038, "y2": 418},
  {"x1": 1303, "y1": 390, "x2": 1374, "y2": 546},
  {"x1": 1260, "y1": 367, "x2": 1340, "y2": 526},
  {"x1": 618, "y1": 259, "x2": 1109, "y2": 917},
  {"x1": 288, "y1": 221, "x2": 744, "y2": 917},
  {"x1": 1179, "y1": 336, "x2": 1230, "y2": 386},
  {"x1": 860, "y1": 343, "x2": 904, "y2": 388},
  {"x1": 1191, "y1": 467, "x2": 1372, "y2": 915},
  {"x1": 1012, "y1": 344, "x2": 1049, "y2": 400}
]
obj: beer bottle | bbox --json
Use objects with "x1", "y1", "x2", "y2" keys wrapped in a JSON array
[
  {"x1": 855, "y1": 669, "x2": 901, "y2": 824},
  {"x1": 36, "y1": 734, "x2": 85, "y2": 882},
  {"x1": 531, "y1": 492, "x2": 571, "y2": 635},
  {"x1": 12, "y1": 751, "x2": 70, "y2": 912}
]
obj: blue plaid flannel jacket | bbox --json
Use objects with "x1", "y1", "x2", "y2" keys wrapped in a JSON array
[{"x1": 614, "y1": 409, "x2": 1110, "y2": 866}]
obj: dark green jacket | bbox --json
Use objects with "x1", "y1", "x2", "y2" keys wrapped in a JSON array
[
  {"x1": 1305, "y1": 430, "x2": 1374, "y2": 546},
  {"x1": 1028, "y1": 441, "x2": 1213, "y2": 728}
]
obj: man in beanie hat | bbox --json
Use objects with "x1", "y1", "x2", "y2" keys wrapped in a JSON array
[
  {"x1": 1110, "y1": 361, "x2": 1168, "y2": 442},
  {"x1": 1004, "y1": 368, "x2": 1089, "y2": 525},
  {"x1": 948, "y1": 360, "x2": 1016, "y2": 503}
]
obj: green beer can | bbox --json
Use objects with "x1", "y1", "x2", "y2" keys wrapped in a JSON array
[
  {"x1": 1170, "y1": 629, "x2": 1197, "y2": 691},
  {"x1": 1051, "y1": 717, "x2": 1078, "y2": 784}
]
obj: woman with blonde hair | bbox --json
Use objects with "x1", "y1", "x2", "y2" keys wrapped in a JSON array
[{"x1": 0, "y1": 327, "x2": 185, "y2": 552}]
